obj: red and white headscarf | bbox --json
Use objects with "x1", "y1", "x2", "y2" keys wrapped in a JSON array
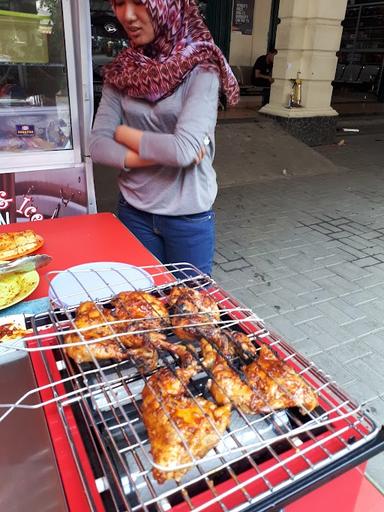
[{"x1": 103, "y1": 0, "x2": 239, "y2": 106}]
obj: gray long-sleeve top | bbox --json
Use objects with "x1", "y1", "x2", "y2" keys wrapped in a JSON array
[{"x1": 89, "y1": 66, "x2": 220, "y2": 216}]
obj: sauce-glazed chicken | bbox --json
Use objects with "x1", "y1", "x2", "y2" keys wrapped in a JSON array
[
  {"x1": 65, "y1": 283, "x2": 319, "y2": 486},
  {"x1": 202, "y1": 332, "x2": 318, "y2": 414},
  {"x1": 65, "y1": 291, "x2": 171, "y2": 370},
  {"x1": 111, "y1": 291, "x2": 169, "y2": 332},
  {"x1": 64, "y1": 302, "x2": 129, "y2": 363},
  {"x1": 141, "y1": 347, "x2": 231, "y2": 483},
  {"x1": 168, "y1": 286, "x2": 318, "y2": 414},
  {"x1": 108, "y1": 291, "x2": 170, "y2": 370},
  {"x1": 243, "y1": 344, "x2": 318, "y2": 413},
  {"x1": 167, "y1": 286, "x2": 220, "y2": 340}
]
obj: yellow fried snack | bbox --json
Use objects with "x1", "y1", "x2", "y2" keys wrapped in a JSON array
[
  {"x1": 0, "y1": 230, "x2": 44, "y2": 261},
  {"x1": 0, "y1": 274, "x2": 21, "y2": 306}
]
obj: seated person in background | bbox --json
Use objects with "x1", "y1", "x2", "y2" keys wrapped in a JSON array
[{"x1": 252, "y1": 48, "x2": 277, "y2": 106}]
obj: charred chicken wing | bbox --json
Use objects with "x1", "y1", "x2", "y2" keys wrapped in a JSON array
[
  {"x1": 243, "y1": 344, "x2": 318, "y2": 413},
  {"x1": 65, "y1": 292, "x2": 172, "y2": 370},
  {"x1": 201, "y1": 335, "x2": 255, "y2": 413},
  {"x1": 202, "y1": 332, "x2": 318, "y2": 414},
  {"x1": 141, "y1": 350, "x2": 231, "y2": 483},
  {"x1": 64, "y1": 301, "x2": 128, "y2": 363},
  {"x1": 167, "y1": 286, "x2": 220, "y2": 341}
]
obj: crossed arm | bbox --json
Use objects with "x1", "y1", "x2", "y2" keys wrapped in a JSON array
[
  {"x1": 114, "y1": 125, "x2": 155, "y2": 168},
  {"x1": 89, "y1": 69, "x2": 219, "y2": 171},
  {"x1": 114, "y1": 125, "x2": 207, "y2": 168}
]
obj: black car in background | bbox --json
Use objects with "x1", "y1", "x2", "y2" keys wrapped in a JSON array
[{"x1": 91, "y1": 1, "x2": 128, "y2": 111}]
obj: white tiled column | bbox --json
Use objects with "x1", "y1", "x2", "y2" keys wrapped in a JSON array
[{"x1": 261, "y1": 0, "x2": 348, "y2": 119}]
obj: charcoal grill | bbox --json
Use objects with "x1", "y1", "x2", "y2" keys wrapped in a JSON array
[{"x1": 1, "y1": 263, "x2": 383, "y2": 512}]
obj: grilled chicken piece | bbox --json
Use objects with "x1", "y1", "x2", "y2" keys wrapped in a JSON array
[
  {"x1": 108, "y1": 291, "x2": 171, "y2": 370},
  {"x1": 111, "y1": 291, "x2": 169, "y2": 330},
  {"x1": 141, "y1": 349, "x2": 231, "y2": 483},
  {"x1": 65, "y1": 292, "x2": 171, "y2": 370},
  {"x1": 199, "y1": 329, "x2": 237, "y2": 367},
  {"x1": 167, "y1": 286, "x2": 220, "y2": 341},
  {"x1": 201, "y1": 336, "x2": 256, "y2": 414},
  {"x1": 243, "y1": 344, "x2": 318, "y2": 413},
  {"x1": 203, "y1": 332, "x2": 318, "y2": 414},
  {"x1": 64, "y1": 301, "x2": 128, "y2": 363}
]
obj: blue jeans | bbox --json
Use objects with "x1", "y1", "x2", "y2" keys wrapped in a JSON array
[{"x1": 117, "y1": 196, "x2": 215, "y2": 276}]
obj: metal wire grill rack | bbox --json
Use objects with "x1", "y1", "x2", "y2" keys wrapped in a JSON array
[{"x1": 0, "y1": 263, "x2": 382, "y2": 512}]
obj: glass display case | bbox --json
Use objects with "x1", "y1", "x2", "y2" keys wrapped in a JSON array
[
  {"x1": 90, "y1": 0, "x2": 128, "y2": 110},
  {"x1": 0, "y1": 1, "x2": 74, "y2": 156},
  {"x1": 0, "y1": 0, "x2": 96, "y2": 222}
]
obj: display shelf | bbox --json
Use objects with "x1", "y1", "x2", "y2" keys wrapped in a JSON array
[
  {"x1": 0, "y1": 105, "x2": 65, "y2": 115},
  {"x1": 0, "y1": 62, "x2": 65, "y2": 68}
]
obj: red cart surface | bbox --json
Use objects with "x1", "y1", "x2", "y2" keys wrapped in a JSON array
[{"x1": 0, "y1": 213, "x2": 383, "y2": 512}]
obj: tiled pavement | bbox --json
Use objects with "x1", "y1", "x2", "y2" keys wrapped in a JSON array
[
  {"x1": 93, "y1": 118, "x2": 384, "y2": 491},
  {"x1": 213, "y1": 167, "x2": 384, "y2": 491}
]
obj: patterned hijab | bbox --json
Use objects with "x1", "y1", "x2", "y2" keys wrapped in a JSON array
[{"x1": 104, "y1": 0, "x2": 239, "y2": 105}]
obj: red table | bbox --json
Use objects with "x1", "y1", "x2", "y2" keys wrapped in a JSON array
[
  {"x1": 0, "y1": 212, "x2": 164, "y2": 301},
  {"x1": 2, "y1": 213, "x2": 383, "y2": 511}
]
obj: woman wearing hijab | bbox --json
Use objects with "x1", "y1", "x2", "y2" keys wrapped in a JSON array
[{"x1": 90, "y1": 0, "x2": 239, "y2": 275}]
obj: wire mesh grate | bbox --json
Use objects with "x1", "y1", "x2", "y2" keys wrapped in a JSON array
[{"x1": 0, "y1": 263, "x2": 382, "y2": 511}]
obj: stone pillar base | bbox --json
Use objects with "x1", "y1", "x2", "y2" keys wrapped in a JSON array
[
  {"x1": 260, "y1": 106, "x2": 338, "y2": 146},
  {"x1": 263, "y1": 0, "x2": 349, "y2": 146}
]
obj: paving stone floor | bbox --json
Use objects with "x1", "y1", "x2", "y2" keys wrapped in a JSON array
[
  {"x1": 93, "y1": 117, "x2": 384, "y2": 494},
  {"x1": 213, "y1": 167, "x2": 384, "y2": 491}
]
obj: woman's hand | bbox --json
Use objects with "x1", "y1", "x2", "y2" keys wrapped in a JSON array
[
  {"x1": 116, "y1": 125, "x2": 208, "y2": 166},
  {"x1": 115, "y1": 125, "x2": 143, "y2": 153},
  {"x1": 194, "y1": 145, "x2": 206, "y2": 164},
  {"x1": 114, "y1": 125, "x2": 128, "y2": 144},
  {"x1": 124, "y1": 149, "x2": 155, "y2": 168}
]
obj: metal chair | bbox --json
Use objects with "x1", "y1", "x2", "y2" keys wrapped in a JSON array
[
  {"x1": 359, "y1": 65, "x2": 380, "y2": 85},
  {"x1": 343, "y1": 64, "x2": 363, "y2": 83},
  {"x1": 334, "y1": 63, "x2": 346, "y2": 81}
]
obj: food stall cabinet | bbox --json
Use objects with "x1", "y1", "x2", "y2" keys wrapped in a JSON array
[
  {"x1": 0, "y1": 214, "x2": 384, "y2": 512},
  {"x1": 0, "y1": 0, "x2": 96, "y2": 223}
]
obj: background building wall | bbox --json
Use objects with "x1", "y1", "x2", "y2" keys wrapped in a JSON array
[{"x1": 229, "y1": 0, "x2": 272, "y2": 66}]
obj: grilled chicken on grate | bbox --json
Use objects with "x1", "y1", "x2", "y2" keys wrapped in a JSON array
[
  {"x1": 64, "y1": 302, "x2": 129, "y2": 363},
  {"x1": 66, "y1": 284, "x2": 318, "y2": 484},
  {"x1": 167, "y1": 286, "x2": 220, "y2": 341},
  {"x1": 110, "y1": 291, "x2": 169, "y2": 331},
  {"x1": 65, "y1": 291, "x2": 171, "y2": 370},
  {"x1": 243, "y1": 344, "x2": 318, "y2": 413},
  {"x1": 108, "y1": 291, "x2": 170, "y2": 370},
  {"x1": 141, "y1": 344, "x2": 231, "y2": 484},
  {"x1": 202, "y1": 331, "x2": 318, "y2": 414}
]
